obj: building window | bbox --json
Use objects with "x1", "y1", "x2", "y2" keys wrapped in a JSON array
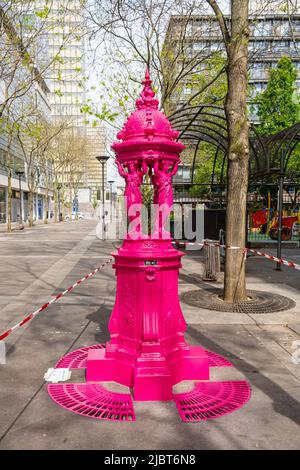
[
  {"x1": 249, "y1": 62, "x2": 268, "y2": 79},
  {"x1": 248, "y1": 103, "x2": 259, "y2": 122},
  {"x1": 272, "y1": 40, "x2": 290, "y2": 53},
  {"x1": 292, "y1": 20, "x2": 300, "y2": 33},
  {"x1": 182, "y1": 86, "x2": 192, "y2": 96},
  {"x1": 273, "y1": 20, "x2": 289, "y2": 36},
  {"x1": 193, "y1": 41, "x2": 206, "y2": 51},
  {"x1": 251, "y1": 20, "x2": 272, "y2": 37},
  {"x1": 253, "y1": 82, "x2": 267, "y2": 96},
  {"x1": 186, "y1": 22, "x2": 193, "y2": 36}
]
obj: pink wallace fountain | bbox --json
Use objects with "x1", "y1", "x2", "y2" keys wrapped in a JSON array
[{"x1": 48, "y1": 70, "x2": 251, "y2": 422}]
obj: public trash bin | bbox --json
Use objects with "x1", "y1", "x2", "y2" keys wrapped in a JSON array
[{"x1": 203, "y1": 239, "x2": 221, "y2": 281}]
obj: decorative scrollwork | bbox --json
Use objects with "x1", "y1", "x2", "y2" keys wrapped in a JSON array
[{"x1": 144, "y1": 268, "x2": 156, "y2": 282}]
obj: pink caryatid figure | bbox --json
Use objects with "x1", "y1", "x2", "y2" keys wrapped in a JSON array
[
  {"x1": 151, "y1": 158, "x2": 179, "y2": 237},
  {"x1": 117, "y1": 160, "x2": 147, "y2": 235}
]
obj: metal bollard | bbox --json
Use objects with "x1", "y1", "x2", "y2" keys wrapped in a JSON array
[
  {"x1": 203, "y1": 239, "x2": 220, "y2": 281},
  {"x1": 0, "y1": 341, "x2": 6, "y2": 364}
]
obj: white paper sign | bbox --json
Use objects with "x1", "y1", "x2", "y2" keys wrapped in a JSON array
[{"x1": 44, "y1": 368, "x2": 72, "y2": 383}]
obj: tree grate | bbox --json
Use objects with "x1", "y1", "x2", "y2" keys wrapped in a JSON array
[
  {"x1": 48, "y1": 383, "x2": 136, "y2": 422},
  {"x1": 174, "y1": 381, "x2": 251, "y2": 422},
  {"x1": 205, "y1": 350, "x2": 232, "y2": 367},
  {"x1": 55, "y1": 344, "x2": 105, "y2": 369},
  {"x1": 181, "y1": 288, "x2": 296, "y2": 313}
]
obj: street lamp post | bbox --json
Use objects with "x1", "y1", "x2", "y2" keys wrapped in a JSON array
[
  {"x1": 15, "y1": 170, "x2": 25, "y2": 230},
  {"x1": 96, "y1": 155, "x2": 109, "y2": 239},
  {"x1": 276, "y1": 174, "x2": 284, "y2": 271},
  {"x1": 108, "y1": 179, "x2": 114, "y2": 222},
  {"x1": 57, "y1": 183, "x2": 62, "y2": 222}
]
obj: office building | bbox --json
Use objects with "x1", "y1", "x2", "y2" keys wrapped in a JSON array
[
  {"x1": 163, "y1": 6, "x2": 300, "y2": 186},
  {"x1": 0, "y1": 5, "x2": 53, "y2": 224},
  {"x1": 164, "y1": 11, "x2": 300, "y2": 121},
  {"x1": 40, "y1": 0, "x2": 107, "y2": 210}
]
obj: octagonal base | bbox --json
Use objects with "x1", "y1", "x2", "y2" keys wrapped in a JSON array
[{"x1": 85, "y1": 344, "x2": 210, "y2": 401}]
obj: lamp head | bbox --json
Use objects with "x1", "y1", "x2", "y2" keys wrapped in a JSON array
[{"x1": 96, "y1": 155, "x2": 109, "y2": 163}]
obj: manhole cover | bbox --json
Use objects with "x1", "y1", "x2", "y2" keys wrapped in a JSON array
[{"x1": 181, "y1": 288, "x2": 296, "y2": 313}]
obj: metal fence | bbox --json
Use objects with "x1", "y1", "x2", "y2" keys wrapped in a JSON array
[{"x1": 171, "y1": 183, "x2": 300, "y2": 244}]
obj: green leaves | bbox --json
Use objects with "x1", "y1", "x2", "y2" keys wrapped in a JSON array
[
  {"x1": 256, "y1": 56, "x2": 300, "y2": 180},
  {"x1": 256, "y1": 56, "x2": 300, "y2": 136},
  {"x1": 54, "y1": 89, "x2": 63, "y2": 97},
  {"x1": 35, "y1": 7, "x2": 50, "y2": 20},
  {"x1": 190, "y1": 141, "x2": 225, "y2": 198},
  {"x1": 80, "y1": 104, "x2": 93, "y2": 114}
]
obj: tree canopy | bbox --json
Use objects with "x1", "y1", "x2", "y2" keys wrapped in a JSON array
[{"x1": 256, "y1": 56, "x2": 300, "y2": 136}]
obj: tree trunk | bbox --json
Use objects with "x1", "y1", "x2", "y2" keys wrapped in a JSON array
[
  {"x1": 224, "y1": 0, "x2": 250, "y2": 302},
  {"x1": 69, "y1": 186, "x2": 72, "y2": 218},
  {"x1": 7, "y1": 166, "x2": 12, "y2": 233},
  {"x1": 54, "y1": 186, "x2": 58, "y2": 223},
  {"x1": 74, "y1": 190, "x2": 78, "y2": 220},
  {"x1": 28, "y1": 189, "x2": 34, "y2": 228},
  {"x1": 44, "y1": 186, "x2": 48, "y2": 224},
  {"x1": 61, "y1": 173, "x2": 65, "y2": 219}
]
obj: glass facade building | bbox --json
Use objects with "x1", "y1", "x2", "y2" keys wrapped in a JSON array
[
  {"x1": 35, "y1": 0, "x2": 107, "y2": 208},
  {"x1": 41, "y1": 0, "x2": 86, "y2": 127},
  {"x1": 0, "y1": 5, "x2": 53, "y2": 224}
]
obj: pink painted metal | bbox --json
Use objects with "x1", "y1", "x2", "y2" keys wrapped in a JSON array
[
  {"x1": 54, "y1": 344, "x2": 232, "y2": 370},
  {"x1": 205, "y1": 350, "x2": 233, "y2": 368},
  {"x1": 48, "y1": 69, "x2": 251, "y2": 422},
  {"x1": 174, "y1": 381, "x2": 251, "y2": 422},
  {"x1": 85, "y1": 72, "x2": 211, "y2": 400},
  {"x1": 55, "y1": 344, "x2": 105, "y2": 369}
]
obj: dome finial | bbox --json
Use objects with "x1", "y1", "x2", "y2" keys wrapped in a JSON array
[{"x1": 136, "y1": 67, "x2": 159, "y2": 110}]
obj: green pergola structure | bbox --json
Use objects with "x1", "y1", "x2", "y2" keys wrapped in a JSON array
[{"x1": 169, "y1": 104, "x2": 300, "y2": 268}]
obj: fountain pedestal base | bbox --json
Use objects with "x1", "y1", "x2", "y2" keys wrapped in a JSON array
[
  {"x1": 86, "y1": 343, "x2": 209, "y2": 401},
  {"x1": 85, "y1": 238, "x2": 209, "y2": 401}
]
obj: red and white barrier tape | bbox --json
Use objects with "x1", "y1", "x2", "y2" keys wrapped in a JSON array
[
  {"x1": 1, "y1": 243, "x2": 299, "y2": 342},
  {"x1": 174, "y1": 240, "x2": 241, "y2": 249},
  {"x1": 0, "y1": 258, "x2": 112, "y2": 341},
  {"x1": 246, "y1": 248, "x2": 300, "y2": 271},
  {"x1": 173, "y1": 240, "x2": 300, "y2": 270}
]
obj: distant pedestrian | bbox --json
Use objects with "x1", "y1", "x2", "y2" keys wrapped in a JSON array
[{"x1": 102, "y1": 210, "x2": 109, "y2": 240}]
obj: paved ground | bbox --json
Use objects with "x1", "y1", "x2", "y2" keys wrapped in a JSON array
[{"x1": 0, "y1": 220, "x2": 299, "y2": 450}]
